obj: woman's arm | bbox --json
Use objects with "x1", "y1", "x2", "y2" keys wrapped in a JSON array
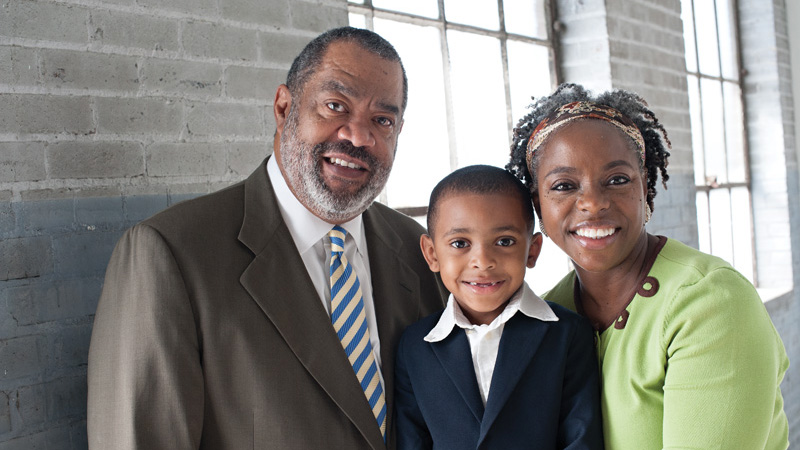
[{"x1": 661, "y1": 267, "x2": 788, "y2": 449}]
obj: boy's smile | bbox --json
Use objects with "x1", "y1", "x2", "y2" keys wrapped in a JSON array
[{"x1": 421, "y1": 192, "x2": 542, "y2": 325}]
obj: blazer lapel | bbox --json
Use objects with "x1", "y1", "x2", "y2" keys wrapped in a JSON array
[
  {"x1": 237, "y1": 159, "x2": 385, "y2": 450},
  {"x1": 362, "y1": 204, "x2": 424, "y2": 443},
  {"x1": 479, "y1": 314, "x2": 549, "y2": 441},
  {"x1": 431, "y1": 331, "x2": 485, "y2": 423}
]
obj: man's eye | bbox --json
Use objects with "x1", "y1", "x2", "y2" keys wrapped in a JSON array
[
  {"x1": 450, "y1": 240, "x2": 469, "y2": 249},
  {"x1": 375, "y1": 116, "x2": 394, "y2": 127},
  {"x1": 326, "y1": 102, "x2": 345, "y2": 112},
  {"x1": 496, "y1": 238, "x2": 515, "y2": 247}
]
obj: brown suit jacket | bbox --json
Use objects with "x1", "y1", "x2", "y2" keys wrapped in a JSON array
[{"x1": 87, "y1": 158, "x2": 447, "y2": 449}]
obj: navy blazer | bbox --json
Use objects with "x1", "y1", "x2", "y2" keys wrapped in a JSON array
[{"x1": 394, "y1": 302, "x2": 603, "y2": 450}]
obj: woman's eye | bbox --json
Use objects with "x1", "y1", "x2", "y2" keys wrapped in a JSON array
[
  {"x1": 326, "y1": 102, "x2": 345, "y2": 112},
  {"x1": 551, "y1": 182, "x2": 574, "y2": 192},
  {"x1": 450, "y1": 240, "x2": 469, "y2": 249},
  {"x1": 496, "y1": 238, "x2": 516, "y2": 247},
  {"x1": 609, "y1": 175, "x2": 631, "y2": 185}
]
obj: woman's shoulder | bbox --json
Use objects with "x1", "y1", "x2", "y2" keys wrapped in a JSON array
[{"x1": 657, "y1": 238, "x2": 739, "y2": 277}]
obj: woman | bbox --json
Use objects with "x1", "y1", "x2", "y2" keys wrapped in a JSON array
[{"x1": 507, "y1": 83, "x2": 789, "y2": 449}]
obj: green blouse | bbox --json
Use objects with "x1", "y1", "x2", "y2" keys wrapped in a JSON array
[{"x1": 545, "y1": 237, "x2": 789, "y2": 450}]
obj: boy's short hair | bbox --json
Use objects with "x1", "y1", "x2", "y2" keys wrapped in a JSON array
[{"x1": 427, "y1": 165, "x2": 535, "y2": 237}]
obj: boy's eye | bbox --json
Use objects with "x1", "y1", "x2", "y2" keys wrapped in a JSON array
[
  {"x1": 496, "y1": 237, "x2": 516, "y2": 247},
  {"x1": 449, "y1": 240, "x2": 469, "y2": 249}
]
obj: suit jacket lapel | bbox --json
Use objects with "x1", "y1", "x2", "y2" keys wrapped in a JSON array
[
  {"x1": 362, "y1": 203, "x2": 423, "y2": 444},
  {"x1": 430, "y1": 331, "x2": 485, "y2": 423},
  {"x1": 479, "y1": 314, "x2": 549, "y2": 441},
  {"x1": 237, "y1": 159, "x2": 385, "y2": 450}
]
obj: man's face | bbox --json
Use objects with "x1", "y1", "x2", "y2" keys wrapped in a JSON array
[{"x1": 274, "y1": 40, "x2": 405, "y2": 224}]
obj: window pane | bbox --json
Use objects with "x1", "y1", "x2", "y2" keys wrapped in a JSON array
[
  {"x1": 700, "y1": 78, "x2": 727, "y2": 184},
  {"x1": 447, "y1": 30, "x2": 509, "y2": 167},
  {"x1": 507, "y1": 41, "x2": 552, "y2": 124},
  {"x1": 503, "y1": 0, "x2": 547, "y2": 39},
  {"x1": 723, "y1": 82, "x2": 746, "y2": 182},
  {"x1": 372, "y1": 0, "x2": 439, "y2": 19},
  {"x1": 681, "y1": 0, "x2": 698, "y2": 73},
  {"x1": 694, "y1": 0, "x2": 721, "y2": 77},
  {"x1": 696, "y1": 191, "x2": 711, "y2": 254},
  {"x1": 444, "y1": 0, "x2": 500, "y2": 30},
  {"x1": 716, "y1": 0, "x2": 739, "y2": 80},
  {"x1": 730, "y1": 187, "x2": 754, "y2": 282},
  {"x1": 373, "y1": 19, "x2": 451, "y2": 208},
  {"x1": 708, "y1": 188, "x2": 734, "y2": 265},
  {"x1": 687, "y1": 75, "x2": 705, "y2": 185},
  {"x1": 348, "y1": 13, "x2": 367, "y2": 29}
]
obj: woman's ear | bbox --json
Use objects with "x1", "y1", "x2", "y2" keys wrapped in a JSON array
[
  {"x1": 419, "y1": 234, "x2": 440, "y2": 272},
  {"x1": 532, "y1": 190, "x2": 542, "y2": 222}
]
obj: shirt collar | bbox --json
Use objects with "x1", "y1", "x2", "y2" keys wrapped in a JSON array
[
  {"x1": 267, "y1": 156, "x2": 365, "y2": 253},
  {"x1": 424, "y1": 282, "x2": 558, "y2": 342}
]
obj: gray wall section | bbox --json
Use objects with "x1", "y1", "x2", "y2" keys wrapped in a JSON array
[
  {"x1": 0, "y1": 0, "x2": 348, "y2": 447},
  {"x1": 1, "y1": 0, "x2": 799, "y2": 447}
]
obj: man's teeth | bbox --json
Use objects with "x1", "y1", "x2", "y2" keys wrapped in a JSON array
[
  {"x1": 330, "y1": 157, "x2": 362, "y2": 170},
  {"x1": 575, "y1": 228, "x2": 616, "y2": 239}
]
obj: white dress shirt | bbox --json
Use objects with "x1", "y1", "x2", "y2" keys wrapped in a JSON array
[
  {"x1": 424, "y1": 282, "x2": 558, "y2": 405},
  {"x1": 266, "y1": 157, "x2": 384, "y2": 376}
]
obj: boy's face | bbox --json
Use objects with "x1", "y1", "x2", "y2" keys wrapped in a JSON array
[{"x1": 420, "y1": 192, "x2": 543, "y2": 325}]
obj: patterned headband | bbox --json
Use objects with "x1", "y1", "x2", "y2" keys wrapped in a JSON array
[{"x1": 525, "y1": 101, "x2": 645, "y2": 168}]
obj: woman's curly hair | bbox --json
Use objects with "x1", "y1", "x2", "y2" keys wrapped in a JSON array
[{"x1": 506, "y1": 83, "x2": 671, "y2": 212}]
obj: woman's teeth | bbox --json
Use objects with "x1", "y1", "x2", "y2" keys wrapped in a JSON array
[{"x1": 575, "y1": 228, "x2": 616, "y2": 239}]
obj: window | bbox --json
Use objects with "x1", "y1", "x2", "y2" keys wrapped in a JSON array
[
  {"x1": 349, "y1": 0, "x2": 569, "y2": 293},
  {"x1": 681, "y1": 0, "x2": 754, "y2": 282}
]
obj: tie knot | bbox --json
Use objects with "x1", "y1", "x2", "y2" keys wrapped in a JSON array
[{"x1": 329, "y1": 225, "x2": 347, "y2": 253}]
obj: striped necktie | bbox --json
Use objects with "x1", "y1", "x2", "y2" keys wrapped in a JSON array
[{"x1": 328, "y1": 226, "x2": 387, "y2": 440}]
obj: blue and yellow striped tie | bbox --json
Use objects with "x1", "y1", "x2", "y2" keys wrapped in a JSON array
[{"x1": 328, "y1": 226, "x2": 387, "y2": 440}]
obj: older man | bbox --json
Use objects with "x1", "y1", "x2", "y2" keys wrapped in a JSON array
[{"x1": 87, "y1": 27, "x2": 446, "y2": 449}]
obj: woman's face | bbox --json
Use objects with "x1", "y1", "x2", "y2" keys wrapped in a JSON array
[{"x1": 532, "y1": 119, "x2": 648, "y2": 274}]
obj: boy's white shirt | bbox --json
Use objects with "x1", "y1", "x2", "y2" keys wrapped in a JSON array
[{"x1": 424, "y1": 282, "x2": 559, "y2": 405}]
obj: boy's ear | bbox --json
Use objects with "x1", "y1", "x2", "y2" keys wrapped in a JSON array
[
  {"x1": 526, "y1": 232, "x2": 544, "y2": 269},
  {"x1": 419, "y1": 234, "x2": 440, "y2": 272}
]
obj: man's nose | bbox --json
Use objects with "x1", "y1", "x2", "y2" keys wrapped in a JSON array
[{"x1": 338, "y1": 116, "x2": 376, "y2": 148}]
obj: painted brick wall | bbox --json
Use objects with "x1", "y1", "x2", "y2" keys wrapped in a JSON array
[
  {"x1": 740, "y1": 0, "x2": 800, "y2": 444},
  {"x1": 0, "y1": 0, "x2": 348, "y2": 447}
]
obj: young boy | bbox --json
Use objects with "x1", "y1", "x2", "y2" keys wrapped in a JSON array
[{"x1": 394, "y1": 165, "x2": 603, "y2": 450}]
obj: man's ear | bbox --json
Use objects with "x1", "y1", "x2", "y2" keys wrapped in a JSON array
[
  {"x1": 274, "y1": 84, "x2": 292, "y2": 135},
  {"x1": 419, "y1": 234, "x2": 440, "y2": 272},
  {"x1": 526, "y1": 232, "x2": 544, "y2": 269}
]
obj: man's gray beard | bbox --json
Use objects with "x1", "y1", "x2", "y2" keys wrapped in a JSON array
[{"x1": 279, "y1": 108, "x2": 392, "y2": 223}]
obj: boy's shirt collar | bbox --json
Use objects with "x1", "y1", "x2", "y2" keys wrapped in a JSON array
[{"x1": 424, "y1": 282, "x2": 558, "y2": 342}]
